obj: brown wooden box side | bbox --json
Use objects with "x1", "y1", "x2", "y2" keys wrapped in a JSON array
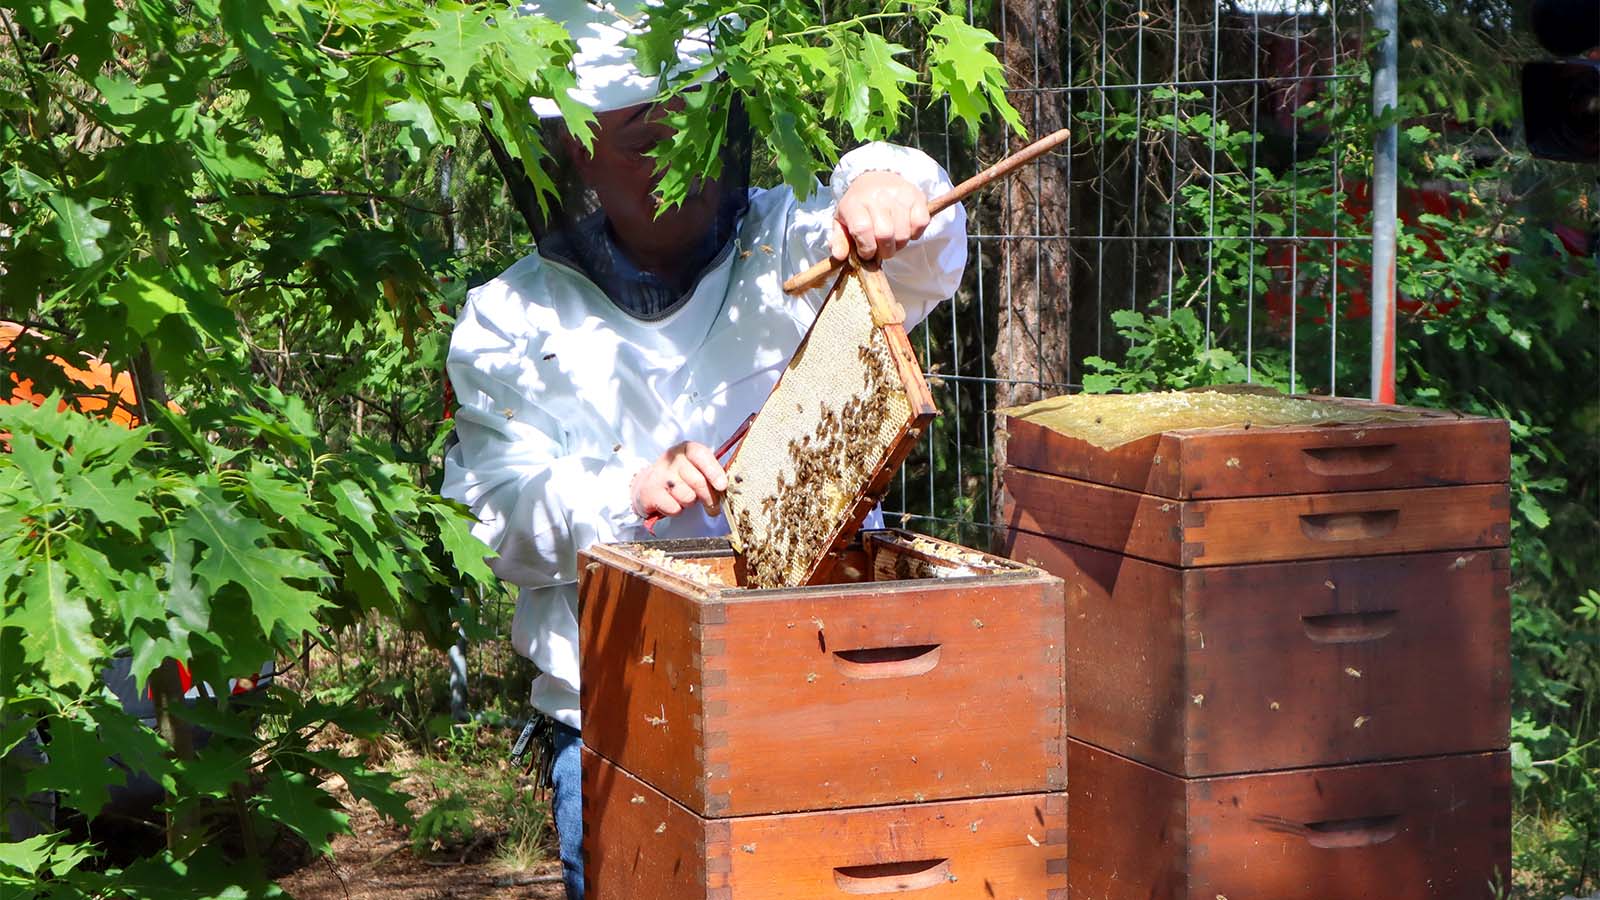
[
  {"x1": 1004, "y1": 529, "x2": 1190, "y2": 769},
  {"x1": 1005, "y1": 466, "x2": 1510, "y2": 566},
  {"x1": 1187, "y1": 749, "x2": 1512, "y2": 900},
  {"x1": 1185, "y1": 482, "x2": 1510, "y2": 565},
  {"x1": 1003, "y1": 466, "x2": 1183, "y2": 564},
  {"x1": 1168, "y1": 417, "x2": 1510, "y2": 498},
  {"x1": 1004, "y1": 411, "x2": 1509, "y2": 499},
  {"x1": 724, "y1": 791, "x2": 1067, "y2": 900},
  {"x1": 1069, "y1": 740, "x2": 1512, "y2": 900},
  {"x1": 587, "y1": 749, "x2": 1066, "y2": 900},
  {"x1": 1012, "y1": 530, "x2": 1511, "y2": 775},
  {"x1": 703, "y1": 575, "x2": 1066, "y2": 816},
  {"x1": 579, "y1": 545, "x2": 713, "y2": 812},
  {"x1": 583, "y1": 746, "x2": 710, "y2": 900},
  {"x1": 1181, "y1": 548, "x2": 1511, "y2": 774},
  {"x1": 1067, "y1": 739, "x2": 1187, "y2": 900}
]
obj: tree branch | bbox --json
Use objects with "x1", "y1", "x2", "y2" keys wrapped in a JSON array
[
  {"x1": 317, "y1": 40, "x2": 428, "y2": 61},
  {"x1": 222, "y1": 277, "x2": 316, "y2": 297},
  {"x1": 195, "y1": 188, "x2": 452, "y2": 217}
]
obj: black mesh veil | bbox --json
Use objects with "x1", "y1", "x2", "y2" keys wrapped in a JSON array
[{"x1": 487, "y1": 93, "x2": 753, "y2": 319}]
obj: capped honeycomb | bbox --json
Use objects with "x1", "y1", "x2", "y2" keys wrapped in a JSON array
[{"x1": 723, "y1": 271, "x2": 921, "y2": 589}]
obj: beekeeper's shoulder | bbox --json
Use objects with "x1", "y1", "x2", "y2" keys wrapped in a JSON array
[
  {"x1": 457, "y1": 250, "x2": 585, "y2": 334},
  {"x1": 740, "y1": 181, "x2": 832, "y2": 250}
]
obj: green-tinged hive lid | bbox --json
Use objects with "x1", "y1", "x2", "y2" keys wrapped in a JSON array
[{"x1": 1000, "y1": 387, "x2": 1426, "y2": 450}]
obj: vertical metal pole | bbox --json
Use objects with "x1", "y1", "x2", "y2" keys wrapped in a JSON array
[
  {"x1": 448, "y1": 587, "x2": 470, "y2": 722},
  {"x1": 448, "y1": 632, "x2": 469, "y2": 721},
  {"x1": 1369, "y1": 0, "x2": 1399, "y2": 403}
]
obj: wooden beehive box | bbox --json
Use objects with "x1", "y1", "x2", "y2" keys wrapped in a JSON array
[
  {"x1": 578, "y1": 530, "x2": 1065, "y2": 817},
  {"x1": 1014, "y1": 535, "x2": 1511, "y2": 777},
  {"x1": 586, "y1": 749, "x2": 1066, "y2": 900},
  {"x1": 579, "y1": 529, "x2": 1068, "y2": 900},
  {"x1": 721, "y1": 264, "x2": 936, "y2": 589},
  {"x1": 1068, "y1": 740, "x2": 1511, "y2": 900},
  {"x1": 999, "y1": 391, "x2": 1511, "y2": 775},
  {"x1": 999, "y1": 390, "x2": 1512, "y2": 899}
]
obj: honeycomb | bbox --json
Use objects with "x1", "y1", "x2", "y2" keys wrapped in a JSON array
[{"x1": 723, "y1": 273, "x2": 913, "y2": 588}]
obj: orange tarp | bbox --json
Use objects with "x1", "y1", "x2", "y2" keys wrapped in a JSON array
[{"x1": 2, "y1": 321, "x2": 144, "y2": 426}]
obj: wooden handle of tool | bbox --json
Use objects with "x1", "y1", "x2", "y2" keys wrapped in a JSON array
[{"x1": 781, "y1": 128, "x2": 1072, "y2": 296}]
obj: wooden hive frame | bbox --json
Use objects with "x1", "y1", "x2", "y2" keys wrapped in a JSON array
[{"x1": 720, "y1": 259, "x2": 936, "y2": 588}]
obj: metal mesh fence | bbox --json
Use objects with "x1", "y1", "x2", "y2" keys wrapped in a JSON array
[
  {"x1": 447, "y1": 0, "x2": 1399, "y2": 716},
  {"x1": 887, "y1": 0, "x2": 1384, "y2": 550}
]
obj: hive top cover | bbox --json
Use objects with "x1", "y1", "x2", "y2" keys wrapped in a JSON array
[{"x1": 1002, "y1": 389, "x2": 1424, "y2": 450}]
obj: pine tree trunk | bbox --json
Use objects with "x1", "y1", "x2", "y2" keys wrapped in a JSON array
[{"x1": 990, "y1": 0, "x2": 1073, "y2": 545}]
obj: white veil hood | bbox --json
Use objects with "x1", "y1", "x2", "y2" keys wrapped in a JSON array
[{"x1": 522, "y1": 0, "x2": 717, "y2": 118}]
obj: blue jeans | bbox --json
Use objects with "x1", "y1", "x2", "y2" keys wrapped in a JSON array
[{"x1": 551, "y1": 722, "x2": 585, "y2": 900}]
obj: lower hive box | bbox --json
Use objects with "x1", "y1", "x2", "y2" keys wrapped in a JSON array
[
  {"x1": 1068, "y1": 739, "x2": 1511, "y2": 900},
  {"x1": 1005, "y1": 529, "x2": 1511, "y2": 776},
  {"x1": 584, "y1": 748, "x2": 1067, "y2": 900},
  {"x1": 578, "y1": 530, "x2": 1066, "y2": 817}
]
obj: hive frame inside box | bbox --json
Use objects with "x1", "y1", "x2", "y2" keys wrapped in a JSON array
[{"x1": 721, "y1": 262, "x2": 937, "y2": 588}]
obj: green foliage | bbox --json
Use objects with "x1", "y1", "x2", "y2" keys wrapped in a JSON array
[
  {"x1": 630, "y1": 1, "x2": 1022, "y2": 208},
  {"x1": 407, "y1": 721, "x2": 550, "y2": 869},
  {"x1": 1, "y1": 0, "x2": 1017, "y2": 894},
  {"x1": 1081, "y1": 308, "x2": 1286, "y2": 394},
  {"x1": 0, "y1": 393, "x2": 478, "y2": 890},
  {"x1": 412, "y1": 792, "x2": 478, "y2": 855}
]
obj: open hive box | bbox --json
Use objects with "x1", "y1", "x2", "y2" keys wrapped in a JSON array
[
  {"x1": 721, "y1": 264, "x2": 936, "y2": 589},
  {"x1": 578, "y1": 529, "x2": 1067, "y2": 899}
]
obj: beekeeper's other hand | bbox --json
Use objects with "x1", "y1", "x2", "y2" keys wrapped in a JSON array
[{"x1": 632, "y1": 442, "x2": 728, "y2": 518}]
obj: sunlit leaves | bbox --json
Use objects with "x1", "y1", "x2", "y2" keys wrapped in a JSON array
[
  {"x1": 816, "y1": 29, "x2": 921, "y2": 143},
  {"x1": 0, "y1": 831, "x2": 95, "y2": 886},
  {"x1": 636, "y1": 4, "x2": 1020, "y2": 207},
  {"x1": 430, "y1": 502, "x2": 496, "y2": 587},
  {"x1": 416, "y1": 6, "x2": 503, "y2": 89},
  {"x1": 7, "y1": 432, "x2": 62, "y2": 503},
  {"x1": 13, "y1": 550, "x2": 103, "y2": 690},
  {"x1": 175, "y1": 489, "x2": 330, "y2": 638},
  {"x1": 927, "y1": 16, "x2": 1022, "y2": 139},
  {"x1": 4, "y1": 167, "x2": 112, "y2": 267}
]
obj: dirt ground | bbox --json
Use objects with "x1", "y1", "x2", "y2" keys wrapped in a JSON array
[
  {"x1": 277, "y1": 757, "x2": 564, "y2": 900},
  {"x1": 279, "y1": 834, "x2": 563, "y2": 900}
]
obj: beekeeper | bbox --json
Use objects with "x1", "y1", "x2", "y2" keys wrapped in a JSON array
[{"x1": 440, "y1": 2, "x2": 967, "y2": 897}]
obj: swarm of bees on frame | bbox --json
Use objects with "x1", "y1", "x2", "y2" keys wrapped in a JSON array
[{"x1": 733, "y1": 335, "x2": 906, "y2": 588}]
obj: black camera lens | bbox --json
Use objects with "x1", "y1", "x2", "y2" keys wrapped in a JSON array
[{"x1": 1523, "y1": 60, "x2": 1600, "y2": 162}]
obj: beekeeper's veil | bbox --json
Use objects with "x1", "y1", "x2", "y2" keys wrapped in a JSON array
[{"x1": 519, "y1": 0, "x2": 752, "y2": 317}]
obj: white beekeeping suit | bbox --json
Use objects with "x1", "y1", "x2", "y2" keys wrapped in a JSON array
[{"x1": 440, "y1": 0, "x2": 968, "y2": 730}]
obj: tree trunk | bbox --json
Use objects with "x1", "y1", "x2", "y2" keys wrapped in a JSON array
[{"x1": 990, "y1": 0, "x2": 1073, "y2": 546}]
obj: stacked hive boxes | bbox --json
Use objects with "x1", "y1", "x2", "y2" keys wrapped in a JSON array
[
  {"x1": 578, "y1": 530, "x2": 1068, "y2": 899},
  {"x1": 1000, "y1": 396, "x2": 1513, "y2": 899}
]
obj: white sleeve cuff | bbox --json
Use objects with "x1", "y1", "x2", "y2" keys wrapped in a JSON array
[{"x1": 830, "y1": 142, "x2": 957, "y2": 207}]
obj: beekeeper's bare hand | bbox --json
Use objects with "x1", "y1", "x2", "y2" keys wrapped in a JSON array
[
  {"x1": 632, "y1": 442, "x2": 728, "y2": 519},
  {"x1": 831, "y1": 172, "x2": 931, "y2": 263}
]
